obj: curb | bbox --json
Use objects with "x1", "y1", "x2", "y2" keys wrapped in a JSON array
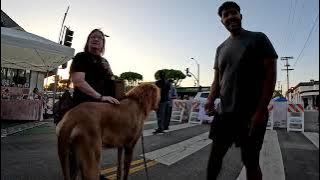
[{"x1": 1, "y1": 122, "x2": 49, "y2": 138}]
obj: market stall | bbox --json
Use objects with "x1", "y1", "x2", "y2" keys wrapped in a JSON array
[{"x1": 1, "y1": 27, "x2": 74, "y2": 121}]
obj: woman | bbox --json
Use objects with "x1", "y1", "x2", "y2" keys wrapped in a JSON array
[
  {"x1": 70, "y1": 29, "x2": 120, "y2": 105},
  {"x1": 69, "y1": 29, "x2": 119, "y2": 180}
]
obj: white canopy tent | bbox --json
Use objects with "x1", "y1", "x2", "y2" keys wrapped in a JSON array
[{"x1": 1, "y1": 27, "x2": 75, "y2": 72}]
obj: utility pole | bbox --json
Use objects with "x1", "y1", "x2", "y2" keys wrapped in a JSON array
[
  {"x1": 281, "y1": 56, "x2": 294, "y2": 98},
  {"x1": 53, "y1": 6, "x2": 70, "y2": 105},
  {"x1": 190, "y1": 58, "x2": 200, "y2": 87}
]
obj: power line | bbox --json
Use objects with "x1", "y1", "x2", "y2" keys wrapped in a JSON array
[
  {"x1": 290, "y1": 0, "x2": 306, "y2": 44},
  {"x1": 293, "y1": 13, "x2": 319, "y2": 67},
  {"x1": 281, "y1": 0, "x2": 294, "y2": 55}
]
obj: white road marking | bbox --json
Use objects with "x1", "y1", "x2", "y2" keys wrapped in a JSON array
[
  {"x1": 303, "y1": 132, "x2": 319, "y2": 148},
  {"x1": 142, "y1": 132, "x2": 211, "y2": 165},
  {"x1": 144, "y1": 120, "x2": 157, "y2": 125},
  {"x1": 237, "y1": 130, "x2": 285, "y2": 180},
  {"x1": 143, "y1": 123, "x2": 198, "y2": 137}
]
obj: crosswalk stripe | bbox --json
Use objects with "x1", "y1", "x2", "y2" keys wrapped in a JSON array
[
  {"x1": 142, "y1": 132, "x2": 211, "y2": 165},
  {"x1": 143, "y1": 123, "x2": 198, "y2": 137},
  {"x1": 303, "y1": 132, "x2": 319, "y2": 148},
  {"x1": 144, "y1": 120, "x2": 157, "y2": 125},
  {"x1": 237, "y1": 130, "x2": 285, "y2": 180}
]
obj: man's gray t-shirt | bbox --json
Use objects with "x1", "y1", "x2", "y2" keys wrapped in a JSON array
[{"x1": 214, "y1": 30, "x2": 278, "y2": 114}]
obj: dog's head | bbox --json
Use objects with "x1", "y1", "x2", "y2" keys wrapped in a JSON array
[{"x1": 125, "y1": 83, "x2": 160, "y2": 115}]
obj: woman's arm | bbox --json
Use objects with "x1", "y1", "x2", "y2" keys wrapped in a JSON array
[
  {"x1": 71, "y1": 72, "x2": 101, "y2": 100},
  {"x1": 71, "y1": 72, "x2": 120, "y2": 104}
]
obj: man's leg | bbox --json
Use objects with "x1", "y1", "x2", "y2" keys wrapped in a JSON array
[
  {"x1": 164, "y1": 103, "x2": 172, "y2": 130},
  {"x1": 241, "y1": 115, "x2": 268, "y2": 180},
  {"x1": 155, "y1": 102, "x2": 165, "y2": 132},
  {"x1": 207, "y1": 142, "x2": 231, "y2": 180}
]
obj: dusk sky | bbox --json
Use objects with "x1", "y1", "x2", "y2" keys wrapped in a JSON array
[{"x1": 2, "y1": 0, "x2": 319, "y2": 92}]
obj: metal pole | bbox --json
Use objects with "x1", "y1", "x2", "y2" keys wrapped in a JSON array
[
  {"x1": 191, "y1": 58, "x2": 200, "y2": 87},
  {"x1": 53, "y1": 6, "x2": 70, "y2": 105},
  {"x1": 197, "y1": 63, "x2": 200, "y2": 87}
]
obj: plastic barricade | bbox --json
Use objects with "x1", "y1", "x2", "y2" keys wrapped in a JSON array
[
  {"x1": 266, "y1": 103, "x2": 274, "y2": 130},
  {"x1": 171, "y1": 100, "x2": 187, "y2": 122},
  {"x1": 287, "y1": 103, "x2": 304, "y2": 132},
  {"x1": 188, "y1": 101, "x2": 202, "y2": 124}
]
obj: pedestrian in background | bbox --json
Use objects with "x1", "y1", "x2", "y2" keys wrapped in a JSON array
[
  {"x1": 154, "y1": 70, "x2": 171, "y2": 134},
  {"x1": 205, "y1": 1, "x2": 277, "y2": 180},
  {"x1": 164, "y1": 79, "x2": 177, "y2": 131}
]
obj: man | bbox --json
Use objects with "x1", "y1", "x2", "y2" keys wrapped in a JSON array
[
  {"x1": 154, "y1": 70, "x2": 171, "y2": 134},
  {"x1": 165, "y1": 79, "x2": 178, "y2": 131},
  {"x1": 204, "y1": 2, "x2": 277, "y2": 180}
]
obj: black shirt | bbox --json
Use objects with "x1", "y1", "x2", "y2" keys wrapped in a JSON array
[
  {"x1": 155, "y1": 79, "x2": 171, "y2": 103},
  {"x1": 214, "y1": 30, "x2": 278, "y2": 114},
  {"x1": 70, "y1": 52, "x2": 114, "y2": 104}
]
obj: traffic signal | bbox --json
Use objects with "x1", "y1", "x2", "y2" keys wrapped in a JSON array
[
  {"x1": 63, "y1": 28, "x2": 74, "y2": 47},
  {"x1": 185, "y1": 68, "x2": 191, "y2": 77}
]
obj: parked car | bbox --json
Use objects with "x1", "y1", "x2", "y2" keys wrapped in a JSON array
[
  {"x1": 194, "y1": 91, "x2": 221, "y2": 111},
  {"x1": 194, "y1": 91, "x2": 210, "y2": 103}
]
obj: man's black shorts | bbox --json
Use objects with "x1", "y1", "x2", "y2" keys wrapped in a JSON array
[{"x1": 208, "y1": 112, "x2": 268, "y2": 165}]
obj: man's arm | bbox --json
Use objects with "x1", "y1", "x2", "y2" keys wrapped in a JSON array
[
  {"x1": 258, "y1": 58, "x2": 277, "y2": 112},
  {"x1": 250, "y1": 58, "x2": 277, "y2": 131},
  {"x1": 205, "y1": 69, "x2": 220, "y2": 115}
]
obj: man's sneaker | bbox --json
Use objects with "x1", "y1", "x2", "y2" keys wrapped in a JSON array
[{"x1": 153, "y1": 129, "x2": 164, "y2": 134}]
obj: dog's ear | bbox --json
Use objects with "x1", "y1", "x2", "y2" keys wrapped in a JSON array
[{"x1": 125, "y1": 83, "x2": 160, "y2": 114}]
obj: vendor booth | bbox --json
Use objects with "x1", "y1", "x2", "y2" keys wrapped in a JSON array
[{"x1": 1, "y1": 27, "x2": 74, "y2": 121}]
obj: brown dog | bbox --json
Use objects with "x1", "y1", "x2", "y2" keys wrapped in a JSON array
[{"x1": 56, "y1": 83, "x2": 160, "y2": 180}]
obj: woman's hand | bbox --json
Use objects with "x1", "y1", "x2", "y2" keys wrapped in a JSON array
[{"x1": 100, "y1": 96, "x2": 120, "y2": 104}]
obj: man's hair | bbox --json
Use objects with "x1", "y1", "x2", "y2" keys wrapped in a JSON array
[
  {"x1": 84, "y1": 29, "x2": 106, "y2": 55},
  {"x1": 218, "y1": 1, "x2": 241, "y2": 17},
  {"x1": 159, "y1": 70, "x2": 166, "y2": 80}
]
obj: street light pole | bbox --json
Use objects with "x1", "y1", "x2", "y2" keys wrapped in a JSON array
[
  {"x1": 190, "y1": 58, "x2": 200, "y2": 87},
  {"x1": 53, "y1": 6, "x2": 70, "y2": 105}
]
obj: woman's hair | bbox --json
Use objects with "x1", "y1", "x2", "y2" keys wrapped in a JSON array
[{"x1": 84, "y1": 29, "x2": 106, "y2": 55}]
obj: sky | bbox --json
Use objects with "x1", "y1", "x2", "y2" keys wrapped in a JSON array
[{"x1": 2, "y1": 0, "x2": 319, "y2": 92}]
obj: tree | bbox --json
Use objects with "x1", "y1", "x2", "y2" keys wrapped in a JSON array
[
  {"x1": 59, "y1": 79, "x2": 70, "y2": 90},
  {"x1": 154, "y1": 69, "x2": 186, "y2": 86},
  {"x1": 120, "y1": 72, "x2": 143, "y2": 86}
]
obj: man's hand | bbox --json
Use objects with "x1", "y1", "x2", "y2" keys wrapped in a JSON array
[
  {"x1": 205, "y1": 100, "x2": 216, "y2": 116},
  {"x1": 248, "y1": 110, "x2": 265, "y2": 136}
]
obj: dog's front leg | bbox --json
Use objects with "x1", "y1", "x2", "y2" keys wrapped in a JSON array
[
  {"x1": 117, "y1": 147, "x2": 123, "y2": 180},
  {"x1": 122, "y1": 147, "x2": 133, "y2": 180}
]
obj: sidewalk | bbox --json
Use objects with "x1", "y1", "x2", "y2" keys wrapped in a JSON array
[{"x1": 1, "y1": 119, "x2": 53, "y2": 138}]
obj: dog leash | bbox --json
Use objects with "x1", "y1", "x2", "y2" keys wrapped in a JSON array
[{"x1": 141, "y1": 133, "x2": 150, "y2": 180}]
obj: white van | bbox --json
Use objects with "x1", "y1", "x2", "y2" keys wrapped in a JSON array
[
  {"x1": 194, "y1": 91, "x2": 210, "y2": 103},
  {"x1": 194, "y1": 91, "x2": 221, "y2": 113}
]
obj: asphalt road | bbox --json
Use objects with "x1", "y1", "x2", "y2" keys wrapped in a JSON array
[{"x1": 1, "y1": 116, "x2": 319, "y2": 180}]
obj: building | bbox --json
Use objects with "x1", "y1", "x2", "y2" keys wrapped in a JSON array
[
  {"x1": 287, "y1": 80, "x2": 319, "y2": 110},
  {"x1": 176, "y1": 86, "x2": 210, "y2": 99}
]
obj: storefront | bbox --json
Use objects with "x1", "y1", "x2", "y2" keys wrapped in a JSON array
[{"x1": 1, "y1": 68, "x2": 46, "y2": 120}]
